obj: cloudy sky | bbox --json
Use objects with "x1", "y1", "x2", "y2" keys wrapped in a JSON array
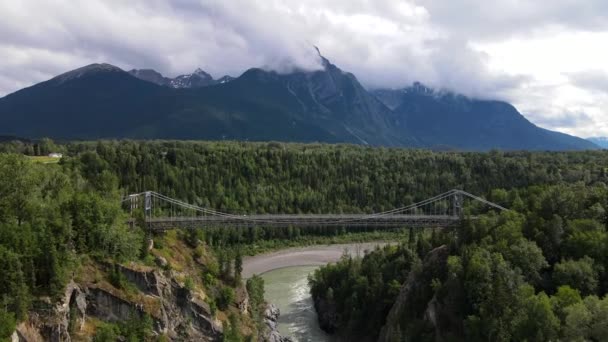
[{"x1": 1, "y1": 0, "x2": 606, "y2": 138}]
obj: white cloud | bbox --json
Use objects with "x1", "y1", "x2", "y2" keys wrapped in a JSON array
[{"x1": 0, "y1": 0, "x2": 607, "y2": 137}]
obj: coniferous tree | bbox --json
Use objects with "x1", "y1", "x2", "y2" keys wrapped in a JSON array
[{"x1": 234, "y1": 249, "x2": 243, "y2": 285}]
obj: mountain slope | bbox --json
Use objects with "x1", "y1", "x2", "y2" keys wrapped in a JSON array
[
  {"x1": 0, "y1": 64, "x2": 178, "y2": 139},
  {"x1": 373, "y1": 84, "x2": 598, "y2": 151},
  {"x1": 0, "y1": 59, "x2": 597, "y2": 150},
  {"x1": 0, "y1": 59, "x2": 410, "y2": 144},
  {"x1": 587, "y1": 137, "x2": 608, "y2": 149},
  {"x1": 145, "y1": 61, "x2": 413, "y2": 145}
]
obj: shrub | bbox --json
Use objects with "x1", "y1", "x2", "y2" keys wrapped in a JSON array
[{"x1": 217, "y1": 286, "x2": 236, "y2": 310}]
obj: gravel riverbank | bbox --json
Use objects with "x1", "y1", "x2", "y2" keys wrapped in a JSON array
[{"x1": 242, "y1": 242, "x2": 391, "y2": 278}]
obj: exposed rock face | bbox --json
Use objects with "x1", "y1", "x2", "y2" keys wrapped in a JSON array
[
  {"x1": 88, "y1": 287, "x2": 146, "y2": 322},
  {"x1": 128, "y1": 69, "x2": 171, "y2": 87},
  {"x1": 155, "y1": 256, "x2": 169, "y2": 268},
  {"x1": 19, "y1": 265, "x2": 223, "y2": 341},
  {"x1": 116, "y1": 264, "x2": 164, "y2": 296},
  {"x1": 162, "y1": 278, "x2": 222, "y2": 339},
  {"x1": 262, "y1": 304, "x2": 293, "y2": 342},
  {"x1": 14, "y1": 281, "x2": 87, "y2": 342},
  {"x1": 377, "y1": 245, "x2": 451, "y2": 342},
  {"x1": 236, "y1": 286, "x2": 249, "y2": 314},
  {"x1": 128, "y1": 68, "x2": 232, "y2": 89}
]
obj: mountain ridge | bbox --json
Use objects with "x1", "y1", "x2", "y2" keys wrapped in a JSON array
[
  {"x1": 0, "y1": 57, "x2": 598, "y2": 151},
  {"x1": 372, "y1": 85, "x2": 597, "y2": 151},
  {"x1": 128, "y1": 68, "x2": 234, "y2": 89},
  {"x1": 587, "y1": 137, "x2": 608, "y2": 149}
]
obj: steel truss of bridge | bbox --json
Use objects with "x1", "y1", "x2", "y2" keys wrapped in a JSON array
[
  {"x1": 123, "y1": 189, "x2": 508, "y2": 231},
  {"x1": 144, "y1": 214, "x2": 461, "y2": 230}
]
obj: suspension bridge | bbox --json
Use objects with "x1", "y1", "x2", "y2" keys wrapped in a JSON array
[{"x1": 123, "y1": 189, "x2": 507, "y2": 231}]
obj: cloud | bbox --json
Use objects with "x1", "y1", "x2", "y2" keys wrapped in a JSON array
[
  {"x1": 419, "y1": 0, "x2": 608, "y2": 40},
  {"x1": 1, "y1": 0, "x2": 608, "y2": 137},
  {"x1": 0, "y1": 0, "x2": 512, "y2": 98},
  {"x1": 566, "y1": 70, "x2": 608, "y2": 94}
]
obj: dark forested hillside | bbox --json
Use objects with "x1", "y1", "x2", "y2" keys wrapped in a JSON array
[
  {"x1": 0, "y1": 58, "x2": 598, "y2": 151},
  {"x1": 62, "y1": 140, "x2": 608, "y2": 214},
  {"x1": 373, "y1": 85, "x2": 597, "y2": 151},
  {"x1": 0, "y1": 58, "x2": 409, "y2": 146},
  {"x1": 1, "y1": 139, "x2": 608, "y2": 341},
  {"x1": 310, "y1": 184, "x2": 608, "y2": 341}
]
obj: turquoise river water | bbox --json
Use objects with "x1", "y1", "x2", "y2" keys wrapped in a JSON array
[{"x1": 261, "y1": 266, "x2": 334, "y2": 342}]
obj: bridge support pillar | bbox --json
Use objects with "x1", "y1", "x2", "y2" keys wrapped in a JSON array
[
  {"x1": 453, "y1": 192, "x2": 463, "y2": 218},
  {"x1": 145, "y1": 191, "x2": 152, "y2": 233}
]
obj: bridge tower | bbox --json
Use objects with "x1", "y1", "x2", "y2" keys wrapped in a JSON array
[
  {"x1": 128, "y1": 194, "x2": 139, "y2": 228},
  {"x1": 452, "y1": 191, "x2": 464, "y2": 218},
  {"x1": 144, "y1": 191, "x2": 152, "y2": 232}
]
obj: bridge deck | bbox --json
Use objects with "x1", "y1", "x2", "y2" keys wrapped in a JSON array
[{"x1": 145, "y1": 214, "x2": 461, "y2": 230}]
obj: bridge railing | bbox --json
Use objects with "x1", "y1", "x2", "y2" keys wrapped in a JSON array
[{"x1": 123, "y1": 189, "x2": 507, "y2": 230}]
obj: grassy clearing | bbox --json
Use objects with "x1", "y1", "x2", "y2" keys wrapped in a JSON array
[{"x1": 26, "y1": 155, "x2": 61, "y2": 164}]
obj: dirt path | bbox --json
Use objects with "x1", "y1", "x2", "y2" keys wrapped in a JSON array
[{"x1": 242, "y1": 242, "x2": 391, "y2": 278}]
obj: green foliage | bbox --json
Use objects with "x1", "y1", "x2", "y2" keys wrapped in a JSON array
[
  {"x1": 234, "y1": 249, "x2": 243, "y2": 285},
  {"x1": 503, "y1": 239, "x2": 548, "y2": 285},
  {"x1": 562, "y1": 295, "x2": 608, "y2": 341},
  {"x1": 217, "y1": 286, "x2": 236, "y2": 310},
  {"x1": 120, "y1": 313, "x2": 154, "y2": 342},
  {"x1": 310, "y1": 181, "x2": 608, "y2": 340},
  {"x1": 512, "y1": 286, "x2": 559, "y2": 341},
  {"x1": 0, "y1": 308, "x2": 16, "y2": 342},
  {"x1": 223, "y1": 313, "x2": 244, "y2": 342},
  {"x1": 553, "y1": 257, "x2": 599, "y2": 296},
  {"x1": 246, "y1": 275, "x2": 265, "y2": 329},
  {"x1": 246, "y1": 275, "x2": 265, "y2": 309},
  {"x1": 309, "y1": 244, "x2": 419, "y2": 336},
  {"x1": 94, "y1": 322, "x2": 120, "y2": 342},
  {"x1": 0, "y1": 247, "x2": 30, "y2": 320},
  {"x1": 462, "y1": 248, "x2": 523, "y2": 341},
  {"x1": 184, "y1": 276, "x2": 195, "y2": 291},
  {"x1": 0, "y1": 152, "x2": 144, "y2": 329},
  {"x1": 551, "y1": 286, "x2": 582, "y2": 322},
  {"x1": 4, "y1": 141, "x2": 608, "y2": 340},
  {"x1": 109, "y1": 264, "x2": 127, "y2": 289},
  {"x1": 61, "y1": 141, "x2": 608, "y2": 215},
  {"x1": 93, "y1": 313, "x2": 153, "y2": 342}
]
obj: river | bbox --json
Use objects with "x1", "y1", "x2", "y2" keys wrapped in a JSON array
[
  {"x1": 261, "y1": 266, "x2": 332, "y2": 341},
  {"x1": 244, "y1": 242, "x2": 390, "y2": 341}
]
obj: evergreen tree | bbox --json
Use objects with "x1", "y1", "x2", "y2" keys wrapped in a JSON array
[{"x1": 234, "y1": 249, "x2": 243, "y2": 285}]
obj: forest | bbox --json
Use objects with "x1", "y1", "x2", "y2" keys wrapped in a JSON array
[
  {"x1": 310, "y1": 183, "x2": 608, "y2": 340},
  {"x1": 0, "y1": 139, "x2": 607, "y2": 341}
]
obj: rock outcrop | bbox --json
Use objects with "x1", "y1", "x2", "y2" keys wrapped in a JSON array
[
  {"x1": 116, "y1": 264, "x2": 164, "y2": 296},
  {"x1": 15, "y1": 281, "x2": 88, "y2": 342},
  {"x1": 18, "y1": 264, "x2": 224, "y2": 341},
  {"x1": 262, "y1": 304, "x2": 293, "y2": 342},
  {"x1": 377, "y1": 245, "x2": 451, "y2": 342}
]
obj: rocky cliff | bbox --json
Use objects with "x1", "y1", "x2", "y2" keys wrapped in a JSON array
[
  {"x1": 377, "y1": 245, "x2": 460, "y2": 342},
  {"x1": 13, "y1": 262, "x2": 224, "y2": 341},
  {"x1": 10, "y1": 228, "x2": 295, "y2": 342}
]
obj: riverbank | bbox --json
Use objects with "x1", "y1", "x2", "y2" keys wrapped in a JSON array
[
  {"x1": 243, "y1": 242, "x2": 392, "y2": 278},
  {"x1": 228, "y1": 229, "x2": 409, "y2": 257}
]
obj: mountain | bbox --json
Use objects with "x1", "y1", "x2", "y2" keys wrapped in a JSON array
[
  {"x1": 0, "y1": 64, "x2": 177, "y2": 139},
  {"x1": 372, "y1": 83, "x2": 598, "y2": 151},
  {"x1": 0, "y1": 58, "x2": 411, "y2": 144},
  {"x1": 149, "y1": 54, "x2": 414, "y2": 145},
  {"x1": 128, "y1": 68, "x2": 233, "y2": 88},
  {"x1": 0, "y1": 56, "x2": 598, "y2": 150},
  {"x1": 587, "y1": 137, "x2": 608, "y2": 149}
]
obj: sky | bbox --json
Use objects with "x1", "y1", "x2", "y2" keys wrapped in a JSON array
[{"x1": 0, "y1": 0, "x2": 606, "y2": 138}]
